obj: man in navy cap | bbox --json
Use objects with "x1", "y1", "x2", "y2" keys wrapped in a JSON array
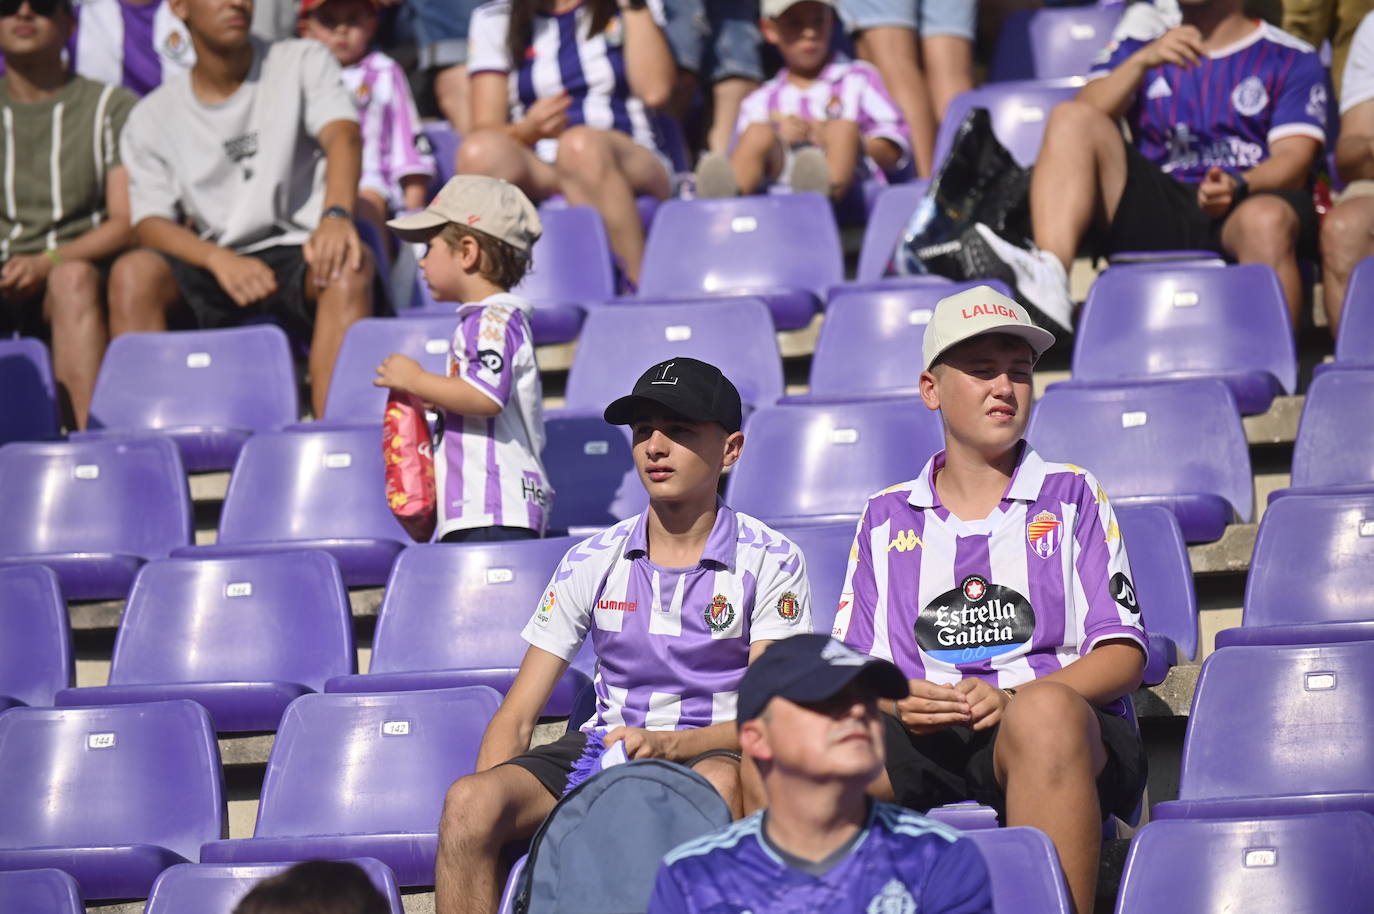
[{"x1": 649, "y1": 634, "x2": 992, "y2": 914}]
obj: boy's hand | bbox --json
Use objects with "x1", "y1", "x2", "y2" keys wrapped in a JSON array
[
  {"x1": 0, "y1": 253, "x2": 54, "y2": 298},
  {"x1": 518, "y1": 93, "x2": 571, "y2": 143},
  {"x1": 603, "y1": 726, "x2": 680, "y2": 760},
  {"x1": 1196, "y1": 166, "x2": 1238, "y2": 218},
  {"x1": 206, "y1": 249, "x2": 278, "y2": 307},
  {"x1": 892, "y1": 679, "x2": 971, "y2": 734},
  {"x1": 777, "y1": 114, "x2": 811, "y2": 147},
  {"x1": 305, "y1": 215, "x2": 363, "y2": 289},
  {"x1": 1136, "y1": 25, "x2": 1205, "y2": 70},
  {"x1": 956, "y1": 678, "x2": 1012, "y2": 732},
  {"x1": 374, "y1": 353, "x2": 424, "y2": 392}
]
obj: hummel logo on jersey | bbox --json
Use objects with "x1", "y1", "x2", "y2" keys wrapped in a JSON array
[
  {"x1": 887, "y1": 530, "x2": 924, "y2": 552},
  {"x1": 1147, "y1": 75, "x2": 1172, "y2": 100}
]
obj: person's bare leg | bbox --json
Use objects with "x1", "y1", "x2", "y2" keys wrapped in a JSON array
[
  {"x1": 1029, "y1": 100, "x2": 1131, "y2": 271},
  {"x1": 1318, "y1": 195, "x2": 1374, "y2": 334},
  {"x1": 1220, "y1": 194, "x2": 1304, "y2": 327},
  {"x1": 855, "y1": 26, "x2": 937, "y2": 177},
  {"x1": 356, "y1": 189, "x2": 393, "y2": 263},
  {"x1": 456, "y1": 128, "x2": 562, "y2": 201},
  {"x1": 993, "y1": 682, "x2": 1109, "y2": 914},
  {"x1": 920, "y1": 34, "x2": 974, "y2": 120},
  {"x1": 305, "y1": 246, "x2": 373, "y2": 419},
  {"x1": 730, "y1": 122, "x2": 783, "y2": 194},
  {"x1": 707, "y1": 76, "x2": 759, "y2": 153},
  {"x1": 691, "y1": 754, "x2": 744, "y2": 819},
  {"x1": 819, "y1": 118, "x2": 861, "y2": 201},
  {"x1": 434, "y1": 64, "x2": 472, "y2": 136},
  {"x1": 435, "y1": 765, "x2": 559, "y2": 914},
  {"x1": 43, "y1": 260, "x2": 106, "y2": 430},
  {"x1": 107, "y1": 248, "x2": 180, "y2": 336}
]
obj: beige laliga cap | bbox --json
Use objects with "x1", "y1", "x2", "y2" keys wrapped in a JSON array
[
  {"x1": 921, "y1": 284, "x2": 1056, "y2": 372},
  {"x1": 386, "y1": 175, "x2": 542, "y2": 255},
  {"x1": 761, "y1": 0, "x2": 836, "y2": 19}
]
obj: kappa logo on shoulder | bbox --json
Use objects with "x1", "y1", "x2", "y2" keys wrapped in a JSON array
[{"x1": 887, "y1": 529, "x2": 924, "y2": 553}]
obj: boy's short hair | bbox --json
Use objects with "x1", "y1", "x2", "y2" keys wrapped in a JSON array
[
  {"x1": 231, "y1": 860, "x2": 389, "y2": 914},
  {"x1": 437, "y1": 222, "x2": 532, "y2": 289}
]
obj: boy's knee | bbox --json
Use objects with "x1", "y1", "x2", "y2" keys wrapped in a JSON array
[
  {"x1": 440, "y1": 772, "x2": 510, "y2": 850},
  {"x1": 1044, "y1": 99, "x2": 1118, "y2": 152},
  {"x1": 996, "y1": 681, "x2": 1097, "y2": 765},
  {"x1": 555, "y1": 126, "x2": 613, "y2": 177},
  {"x1": 457, "y1": 128, "x2": 515, "y2": 175},
  {"x1": 107, "y1": 250, "x2": 168, "y2": 325},
  {"x1": 1227, "y1": 196, "x2": 1299, "y2": 258},
  {"x1": 1321, "y1": 198, "x2": 1374, "y2": 269},
  {"x1": 45, "y1": 261, "x2": 100, "y2": 319},
  {"x1": 691, "y1": 755, "x2": 743, "y2": 817}
]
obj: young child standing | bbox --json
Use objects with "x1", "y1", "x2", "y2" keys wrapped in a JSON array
[
  {"x1": 299, "y1": 0, "x2": 435, "y2": 249},
  {"x1": 374, "y1": 175, "x2": 552, "y2": 543},
  {"x1": 694, "y1": 0, "x2": 909, "y2": 201}
]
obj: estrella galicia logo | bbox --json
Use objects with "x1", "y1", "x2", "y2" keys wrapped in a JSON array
[{"x1": 915, "y1": 574, "x2": 1036, "y2": 664}]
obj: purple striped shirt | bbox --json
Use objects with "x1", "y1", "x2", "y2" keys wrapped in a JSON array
[{"x1": 339, "y1": 51, "x2": 435, "y2": 209}]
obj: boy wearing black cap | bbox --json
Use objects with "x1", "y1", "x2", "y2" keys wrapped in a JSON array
[
  {"x1": 434, "y1": 357, "x2": 813, "y2": 914},
  {"x1": 650, "y1": 634, "x2": 992, "y2": 914}
]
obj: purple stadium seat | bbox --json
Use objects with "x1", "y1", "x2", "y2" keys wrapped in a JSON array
[
  {"x1": 144, "y1": 858, "x2": 404, "y2": 914},
  {"x1": 780, "y1": 523, "x2": 856, "y2": 635},
  {"x1": 851, "y1": 181, "x2": 936, "y2": 283},
  {"x1": 1115, "y1": 504, "x2": 1197, "y2": 685},
  {"x1": 637, "y1": 195, "x2": 844, "y2": 330},
  {"x1": 1269, "y1": 370, "x2": 1374, "y2": 500},
  {"x1": 964, "y1": 827, "x2": 1073, "y2": 914},
  {"x1": 1068, "y1": 263, "x2": 1296, "y2": 414},
  {"x1": 810, "y1": 279, "x2": 1014, "y2": 399},
  {"x1": 932, "y1": 80, "x2": 1081, "y2": 172},
  {"x1": 199, "y1": 687, "x2": 501, "y2": 886},
  {"x1": 55, "y1": 551, "x2": 354, "y2": 732},
  {"x1": 1152, "y1": 640, "x2": 1374, "y2": 820},
  {"x1": 924, "y1": 803, "x2": 1001, "y2": 831},
  {"x1": 173, "y1": 427, "x2": 409, "y2": 586},
  {"x1": 0, "y1": 869, "x2": 83, "y2": 914},
  {"x1": 0, "y1": 700, "x2": 225, "y2": 900},
  {"x1": 325, "y1": 540, "x2": 594, "y2": 716},
  {"x1": 1215, "y1": 492, "x2": 1374, "y2": 649},
  {"x1": 542, "y1": 192, "x2": 661, "y2": 240},
  {"x1": 81, "y1": 326, "x2": 299, "y2": 471},
  {"x1": 0, "y1": 436, "x2": 192, "y2": 600},
  {"x1": 0, "y1": 564, "x2": 72, "y2": 710},
  {"x1": 724, "y1": 399, "x2": 946, "y2": 526},
  {"x1": 0, "y1": 337, "x2": 59, "y2": 444},
  {"x1": 989, "y1": 4, "x2": 1122, "y2": 81},
  {"x1": 497, "y1": 854, "x2": 526, "y2": 914},
  {"x1": 542, "y1": 411, "x2": 646, "y2": 535},
  {"x1": 421, "y1": 120, "x2": 459, "y2": 193},
  {"x1": 404, "y1": 263, "x2": 585, "y2": 347},
  {"x1": 562, "y1": 298, "x2": 783, "y2": 413},
  {"x1": 323, "y1": 315, "x2": 457, "y2": 424},
  {"x1": 1027, "y1": 380, "x2": 1252, "y2": 543},
  {"x1": 1106, "y1": 251, "x2": 1226, "y2": 267},
  {"x1": 1320, "y1": 255, "x2": 1374, "y2": 372}
]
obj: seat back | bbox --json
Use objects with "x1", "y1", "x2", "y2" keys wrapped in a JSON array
[
  {"x1": 989, "y1": 5, "x2": 1122, "y2": 81},
  {"x1": 1334, "y1": 255, "x2": 1374, "y2": 364},
  {"x1": 144, "y1": 859, "x2": 404, "y2": 914},
  {"x1": 1290, "y1": 370, "x2": 1374, "y2": 488},
  {"x1": 1243, "y1": 492, "x2": 1374, "y2": 628},
  {"x1": 0, "y1": 869, "x2": 83, "y2": 914},
  {"x1": 1115, "y1": 504, "x2": 1197, "y2": 660},
  {"x1": 1073, "y1": 263, "x2": 1296, "y2": 396},
  {"x1": 725, "y1": 399, "x2": 945, "y2": 524},
  {"x1": 513, "y1": 206, "x2": 615, "y2": 305},
  {"x1": 109, "y1": 552, "x2": 353, "y2": 688},
  {"x1": 1178, "y1": 641, "x2": 1374, "y2": 803},
  {"x1": 1116, "y1": 812, "x2": 1374, "y2": 914},
  {"x1": 638, "y1": 195, "x2": 843, "y2": 301},
  {"x1": 0, "y1": 700, "x2": 224, "y2": 859},
  {"x1": 0, "y1": 437, "x2": 192, "y2": 558},
  {"x1": 1027, "y1": 380, "x2": 1253, "y2": 522},
  {"x1": 324, "y1": 316, "x2": 458, "y2": 423},
  {"x1": 542, "y1": 413, "x2": 646, "y2": 533},
  {"x1": 964, "y1": 827, "x2": 1072, "y2": 914},
  {"x1": 88, "y1": 326, "x2": 298, "y2": 438},
  {"x1": 217, "y1": 427, "x2": 408, "y2": 544},
  {"x1": 855, "y1": 183, "x2": 930, "y2": 282},
  {"x1": 933, "y1": 80, "x2": 1080, "y2": 171},
  {"x1": 0, "y1": 564, "x2": 72, "y2": 706},
  {"x1": 562, "y1": 298, "x2": 783, "y2": 412},
  {"x1": 421, "y1": 120, "x2": 459, "y2": 190},
  {"x1": 780, "y1": 523, "x2": 857, "y2": 635},
  {"x1": 0, "y1": 337, "x2": 59, "y2": 444},
  {"x1": 253, "y1": 688, "x2": 500, "y2": 836},
  {"x1": 812, "y1": 279, "x2": 1011, "y2": 397}
]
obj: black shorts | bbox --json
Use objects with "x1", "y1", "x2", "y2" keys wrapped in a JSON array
[
  {"x1": 881, "y1": 705, "x2": 1147, "y2": 824},
  {"x1": 1100, "y1": 142, "x2": 1319, "y2": 261},
  {"x1": 161, "y1": 245, "x2": 314, "y2": 335},
  {"x1": 502, "y1": 730, "x2": 592, "y2": 798}
]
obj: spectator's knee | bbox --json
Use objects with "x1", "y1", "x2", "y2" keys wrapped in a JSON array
[
  {"x1": 555, "y1": 126, "x2": 613, "y2": 181},
  {"x1": 457, "y1": 127, "x2": 516, "y2": 176},
  {"x1": 690, "y1": 755, "x2": 743, "y2": 818},
  {"x1": 1321, "y1": 200, "x2": 1374, "y2": 272},
  {"x1": 1229, "y1": 196, "x2": 1299, "y2": 260},
  {"x1": 106, "y1": 250, "x2": 164, "y2": 327},
  {"x1": 321, "y1": 246, "x2": 374, "y2": 316},
  {"x1": 44, "y1": 261, "x2": 101, "y2": 324},
  {"x1": 1045, "y1": 99, "x2": 1117, "y2": 148},
  {"x1": 995, "y1": 681, "x2": 1096, "y2": 771},
  {"x1": 439, "y1": 773, "x2": 507, "y2": 855}
]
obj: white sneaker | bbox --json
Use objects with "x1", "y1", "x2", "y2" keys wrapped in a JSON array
[
  {"x1": 693, "y1": 152, "x2": 738, "y2": 198},
  {"x1": 968, "y1": 223, "x2": 1075, "y2": 335},
  {"x1": 788, "y1": 146, "x2": 830, "y2": 196}
]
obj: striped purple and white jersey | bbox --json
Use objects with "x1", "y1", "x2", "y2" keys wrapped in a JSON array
[
  {"x1": 73, "y1": 0, "x2": 194, "y2": 97},
  {"x1": 434, "y1": 293, "x2": 551, "y2": 537},
  {"x1": 521, "y1": 504, "x2": 813, "y2": 732},
  {"x1": 467, "y1": 0, "x2": 668, "y2": 161},
  {"x1": 1090, "y1": 20, "x2": 1333, "y2": 184},
  {"x1": 735, "y1": 56, "x2": 910, "y2": 179},
  {"x1": 834, "y1": 446, "x2": 1146, "y2": 716},
  {"x1": 340, "y1": 51, "x2": 435, "y2": 210}
]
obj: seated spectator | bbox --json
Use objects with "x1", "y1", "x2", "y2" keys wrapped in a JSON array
[
  {"x1": 649, "y1": 633, "x2": 993, "y2": 914},
  {"x1": 71, "y1": 0, "x2": 194, "y2": 96},
  {"x1": 834, "y1": 286, "x2": 1148, "y2": 914},
  {"x1": 693, "y1": 0, "x2": 908, "y2": 202},
  {"x1": 1283, "y1": 0, "x2": 1368, "y2": 97},
  {"x1": 933, "y1": 0, "x2": 1331, "y2": 333},
  {"x1": 458, "y1": 0, "x2": 675, "y2": 286},
  {"x1": 109, "y1": 0, "x2": 372, "y2": 419},
  {"x1": 1320, "y1": 9, "x2": 1374, "y2": 334},
  {"x1": 661, "y1": 0, "x2": 763, "y2": 155},
  {"x1": 434, "y1": 357, "x2": 813, "y2": 914},
  {"x1": 837, "y1": 0, "x2": 974, "y2": 177},
  {"x1": 408, "y1": 0, "x2": 482, "y2": 133},
  {"x1": 0, "y1": 0, "x2": 137, "y2": 429},
  {"x1": 298, "y1": 0, "x2": 435, "y2": 251},
  {"x1": 232, "y1": 860, "x2": 388, "y2": 914}
]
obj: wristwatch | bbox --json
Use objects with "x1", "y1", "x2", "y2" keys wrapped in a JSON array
[
  {"x1": 622, "y1": 0, "x2": 648, "y2": 9},
  {"x1": 323, "y1": 205, "x2": 352, "y2": 221}
]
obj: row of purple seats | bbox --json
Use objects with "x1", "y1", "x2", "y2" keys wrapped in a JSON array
[
  {"x1": 0, "y1": 565, "x2": 71, "y2": 709},
  {"x1": 143, "y1": 858, "x2": 405, "y2": 914},
  {"x1": 1273, "y1": 369, "x2": 1374, "y2": 499},
  {"x1": 1322, "y1": 255, "x2": 1374, "y2": 373},
  {"x1": 0, "y1": 337, "x2": 59, "y2": 446},
  {"x1": 988, "y1": 3, "x2": 1121, "y2": 83}
]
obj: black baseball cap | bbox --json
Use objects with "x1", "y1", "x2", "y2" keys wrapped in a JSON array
[
  {"x1": 603, "y1": 357, "x2": 743, "y2": 434},
  {"x1": 737, "y1": 634, "x2": 909, "y2": 726}
]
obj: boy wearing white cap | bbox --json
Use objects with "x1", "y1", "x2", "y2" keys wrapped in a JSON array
[
  {"x1": 375, "y1": 175, "x2": 552, "y2": 542},
  {"x1": 693, "y1": 0, "x2": 908, "y2": 201},
  {"x1": 833, "y1": 284, "x2": 1148, "y2": 914}
]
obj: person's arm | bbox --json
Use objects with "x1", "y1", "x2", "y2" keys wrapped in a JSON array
[
  {"x1": 374, "y1": 356, "x2": 503, "y2": 417},
  {"x1": 304, "y1": 118, "x2": 365, "y2": 286},
  {"x1": 1078, "y1": 26, "x2": 1204, "y2": 119},
  {"x1": 137, "y1": 216, "x2": 280, "y2": 306},
  {"x1": 474, "y1": 645, "x2": 572, "y2": 770},
  {"x1": 619, "y1": 0, "x2": 674, "y2": 109},
  {"x1": 471, "y1": 70, "x2": 571, "y2": 144},
  {"x1": 1335, "y1": 98, "x2": 1374, "y2": 182}
]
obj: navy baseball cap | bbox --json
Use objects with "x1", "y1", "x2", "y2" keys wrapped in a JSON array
[
  {"x1": 737, "y1": 634, "x2": 908, "y2": 726},
  {"x1": 603, "y1": 357, "x2": 743, "y2": 433}
]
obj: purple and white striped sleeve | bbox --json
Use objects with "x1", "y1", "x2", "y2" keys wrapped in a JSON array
[
  {"x1": 1072, "y1": 473, "x2": 1148, "y2": 656},
  {"x1": 853, "y1": 63, "x2": 910, "y2": 160},
  {"x1": 836, "y1": 502, "x2": 879, "y2": 652},
  {"x1": 382, "y1": 58, "x2": 437, "y2": 183},
  {"x1": 457, "y1": 306, "x2": 525, "y2": 407}
]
